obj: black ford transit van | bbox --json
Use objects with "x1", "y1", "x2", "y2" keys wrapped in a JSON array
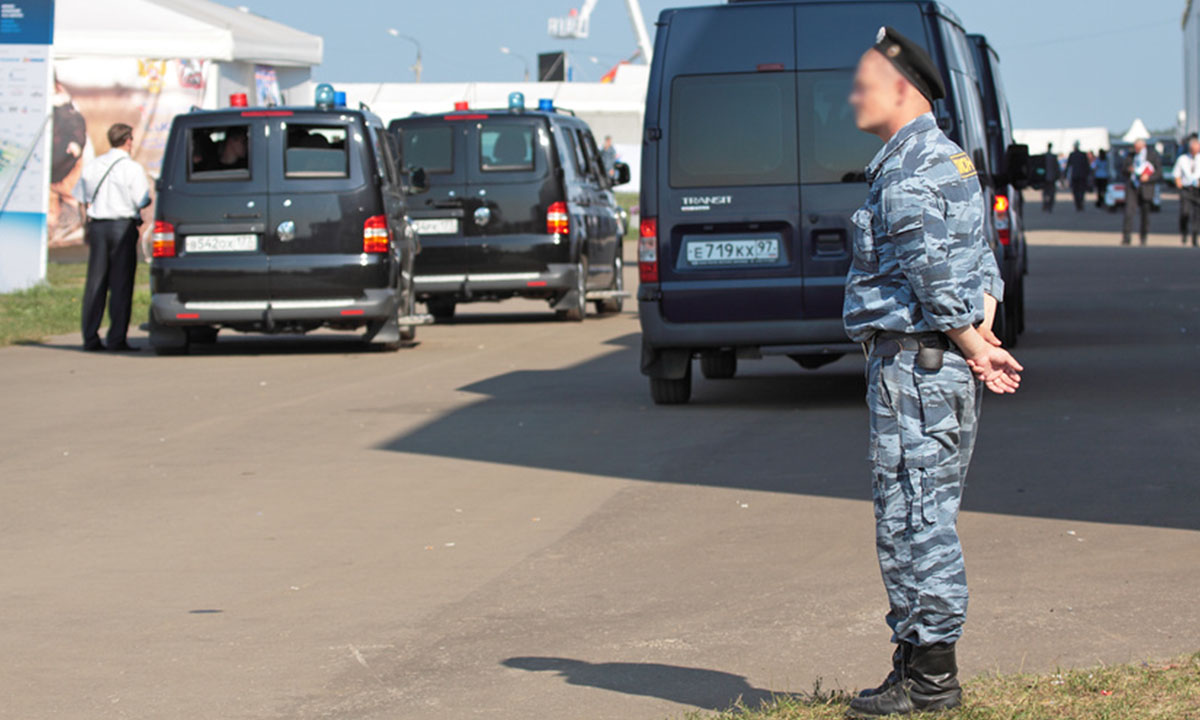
[
  {"x1": 148, "y1": 91, "x2": 426, "y2": 354},
  {"x1": 389, "y1": 98, "x2": 630, "y2": 322},
  {"x1": 638, "y1": 0, "x2": 1023, "y2": 403}
]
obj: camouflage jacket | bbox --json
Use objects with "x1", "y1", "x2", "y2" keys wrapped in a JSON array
[{"x1": 843, "y1": 112, "x2": 1003, "y2": 343}]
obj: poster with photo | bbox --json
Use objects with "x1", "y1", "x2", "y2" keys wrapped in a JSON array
[{"x1": 0, "y1": 0, "x2": 54, "y2": 292}]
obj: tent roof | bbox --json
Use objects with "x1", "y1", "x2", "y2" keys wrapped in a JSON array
[
  {"x1": 54, "y1": 0, "x2": 322, "y2": 67},
  {"x1": 1122, "y1": 118, "x2": 1151, "y2": 143}
]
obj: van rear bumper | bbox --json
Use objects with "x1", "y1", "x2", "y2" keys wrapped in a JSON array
[
  {"x1": 414, "y1": 263, "x2": 575, "y2": 298},
  {"x1": 638, "y1": 298, "x2": 850, "y2": 350},
  {"x1": 150, "y1": 289, "x2": 397, "y2": 326}
]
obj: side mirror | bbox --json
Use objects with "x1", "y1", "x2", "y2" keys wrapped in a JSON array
[
  {"x1": 612, "y1": 161, "x2": 631, "y2": 186},
  {"x1": 1004, "y1": 143, "x2": 1030, "y2": 189},
  {"x1": 406, "y1": 166, "x2": 429, "y2": 195}
]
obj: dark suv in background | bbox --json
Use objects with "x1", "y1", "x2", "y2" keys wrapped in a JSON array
[
  {"x1": 389, "y1": 97, "x2": 630, "y2": 322},
  {"x1": 968, "y1": 33, "x2": 1030, "y2": 347},
  {"x1": 149, "y1": 91, "x2": 426, "y2": 354},
  {"x1": 637, "y1": 0, "x2": 1028, "y2": 403}
]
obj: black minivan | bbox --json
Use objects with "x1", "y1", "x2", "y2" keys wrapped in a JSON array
[
  {"x1": 148, "y1": 90, "x2": 426, "y2": 354},
  {"x1": 389, "y1": 99, "x2": 630, "y2": 322},
  {"x1": 638, "y1": 0, "x2": 1027, "y2": 403}
]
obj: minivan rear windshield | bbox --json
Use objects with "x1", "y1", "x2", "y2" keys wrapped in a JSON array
[
  {"x1": 480, "y1": 124, "x2": 535, "y2": 172},
  {"x1": 190, "y1": 125, "x2": 250, "y2": 181},
  {"x1": 401, "y1": 126, "x2": 453, "y2": 174},
  {"x1": 669, "y1": 71, "x2": 883, "y2": 187},
  {"x1": 285, "y1": 125, "x2": 349, "y2": 178}
]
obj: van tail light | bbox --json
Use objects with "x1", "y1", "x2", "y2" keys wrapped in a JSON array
[
  {"x1": 363, "y1": 215, "x2": 390, "y2": 253},
  {"x1": 638, "y1": 217, "x2": 658, "y2": 283},
  {"x1": 546, "y1": 201, "x2": 570, "y2": 235},
  {"x1": 993, "y1": 194, "x2": 1010, "y2": 246},
  {"x1": 152, "y1": 221, "x2": 175, "y2": 258}
]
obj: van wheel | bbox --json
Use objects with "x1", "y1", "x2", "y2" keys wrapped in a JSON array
[
  {"x1": 596, "y1": 255, "x2": 624, "y2": 315},
  {"x1": 399, "y1": 289, "x2": 417, "y2": 342},
  {"x1": 650, "y1": 363, "x2": 692, "y2": 405},
  {"x1": 557, "y1": 257, "x2": 588, "y2": 322},
  {"x1": 186, "y1": 326, "x2": 219, "y2": 345},
  {"x1": 428, "y1": 298, "x2": 456, "y2": 322},
  {"x1": 700, "y1": 350, "x2": 736, "y2": 379},
  {"x1": 149, "y1": 317, "x2": 190, "y2": 356}
]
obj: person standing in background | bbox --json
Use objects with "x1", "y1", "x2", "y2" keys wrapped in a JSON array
[
  {"x1": 1173, "y1": 136, "x2": 1200, "y2": 247},
  {"x1": 599, "y1": 135, "x2": 618, "y2": 181},
  {"x1": 1121, "y1": 138, "x2": 1161, "y2": 246},
  {"x1": 1042, "y1": 143, "x2": 1060, "y2": 212},
  {"x1": 1066, "y1": 142, "x2": 1090, "y2": 211},
  {"x1": 1092, "y1": 149, "x2": 1109, "y2": 208},
  {"x1": 73, "y1": 123, "x2": 151, "y2": 352}
]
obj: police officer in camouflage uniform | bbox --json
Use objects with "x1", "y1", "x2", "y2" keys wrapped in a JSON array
[{"x1": 843, "y1": 27, "x2": 1024, "y2": 718}]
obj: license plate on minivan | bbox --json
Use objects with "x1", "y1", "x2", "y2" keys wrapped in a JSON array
[
  {"x1": 411, "y1": 218, "x2": 458, "y2": 235},
  {"x1": 185, "y1": 234, "x2": 257, "y2": 253},
  {"x1": 685, "y1": 238, "x2": 779, "y2": 266}
]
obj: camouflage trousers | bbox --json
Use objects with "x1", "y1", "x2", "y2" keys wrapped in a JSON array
[{"x1": 865, "y1": 347, "x2": 982, "y2": 646}]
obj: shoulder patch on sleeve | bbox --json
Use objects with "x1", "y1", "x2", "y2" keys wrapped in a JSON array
[{"x1": 949, "y1": 152, "x2": 976, "y2": 179}]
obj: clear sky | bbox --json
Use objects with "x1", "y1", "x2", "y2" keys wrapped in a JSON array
[{"x1": 219, "y1": 0, "x2": 1188, "y2": 134}]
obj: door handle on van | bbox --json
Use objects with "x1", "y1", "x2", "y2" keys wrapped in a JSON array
[
  {"x1": 224, "y1": 212, "x2": 261, "y2": 219},
  {"x1": 433, "y1": 199, "x2": 464, "y2": 209}
]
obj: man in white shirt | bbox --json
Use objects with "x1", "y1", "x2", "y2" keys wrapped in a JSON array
[
  {"x1": 73, "y1": 123, "x2": 151, "y2": 351},
  {"x1": 1173, "y1": 136, "x2": 1200, "y2": 247}
]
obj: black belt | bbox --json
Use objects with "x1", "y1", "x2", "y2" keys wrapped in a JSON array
[
  {"x1": 88, "y1": 217, "x2": 138, "y2": 223},
  {"x1": 864, "y1": 331, "x2": 953, "y2": 358}
]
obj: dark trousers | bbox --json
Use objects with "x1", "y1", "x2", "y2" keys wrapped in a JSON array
[
  {"x1": 1182, "y1": 187, "x2": 1200, "y2": 246},
  {"x1": 1041, "y1": 184, "x2": 1056, "y2": 212},
  {"x1": 1095, "y1": 178, "x2": 1108, "y2": 207},
  {"x1": 1071, "y1": 181, "x2": 1087, "y2": 210},
  {"x1": 82, "y1": 218, "x2": 138, "y2": 346},
  {"x1": 1122, "y1": 188, "x2": 1152, "y2": 245}
]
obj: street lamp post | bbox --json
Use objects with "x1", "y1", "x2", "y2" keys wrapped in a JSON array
[
  {"x1": 387, "y1": 28, "x2": 423, "y2": 83},
  {"x1": 499, "y1": 46, "x2": 531, "y2": 82}
]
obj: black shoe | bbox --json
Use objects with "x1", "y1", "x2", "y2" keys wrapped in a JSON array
[
  {"x1": 856, "y1": 643, "x2": 907, "y2": 699},
  {"x1": 107, "y1": 341, "x2": 138, "y2": 352},
  {"x1": 846, "y1": 642, "x2": 961, "y2": 717},
  {"x1": 83, "y1": 340, "x2": 105, "y2": 352}
]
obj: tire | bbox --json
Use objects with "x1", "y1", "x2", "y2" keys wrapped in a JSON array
[
  {"x1": 1016, "y1": 277, "x2": 1026, "y2": 335},
  {"x1": 700, "y1": 350, "x2": 737, "y2": 379},
  {"x1": 149, "y1": 317, "x2": 190, "y2": 356},
  {"x1": 995, "y1": 299, "x2": 1018, "y2": 348},
  {"x1": 596, "y1": 254, "x2": 624, "y2": 315},
  {"x1": 399, "y1": 287, "x2": 417, "y2": 342},
  {"x1": 557, "y1": 256, "x2": 588, "y2": 322},
  {"x1": 427, "y1": 298, "x2": 456, "y2": 322},
  {"x1": 650, "y1": 363, "x2": 692, "y2": 405},
  {"x1": 185, "y1": 326, "x2": 218, "y2": 345}
]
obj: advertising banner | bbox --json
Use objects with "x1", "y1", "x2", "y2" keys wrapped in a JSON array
[{"x1": 0, "y1": 0, "x2": 54, "y2": 292}]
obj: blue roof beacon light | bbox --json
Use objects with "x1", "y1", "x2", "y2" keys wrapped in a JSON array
[
  {"x1": 508, "y1": 91, "x2": 525, "y2": 113},
  {"x1": 537, "y1": 97, "x2": 555, "y2": 112},
  {"x1": 315, "y1": 83, "x2": 335, "y2": 109},
  {"x1": 334, "y1": 91, "x2": 347, "y2": 108}
]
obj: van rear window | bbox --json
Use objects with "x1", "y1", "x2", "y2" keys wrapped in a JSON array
[
  {"x1": 190, "y1": 125, "x2": 250, "y2": 181},
  {"x1": 285, "y1": 125, "x2": 349, "y2": 178},
  {"x1": 401, "y1": 126, "x2": 453, "y2": 174},
  {"x1": 480, "y1": 124, "x2": 534, "y2": 172},
  {"x1": 669, "y1": 73, "x2": 798, "y2": 188},
  {"x1": 796, "y1": 71, "x2": 882, "y2": 183}
]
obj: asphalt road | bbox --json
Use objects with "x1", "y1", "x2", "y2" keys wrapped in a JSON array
[{"x1": 4, "y1": 199, "x2": 1200, "y2": 720}]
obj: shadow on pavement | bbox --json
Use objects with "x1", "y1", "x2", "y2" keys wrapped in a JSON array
[
  {"x1": 1022, "y1": 188, "x2": 1183, "y2": 235},
  {"x1": 502, "y1": 656, "x2": 800, "y2": 712},
  {"x1": 381, "y1": 245, "x2": 1200, "y2": 531}
]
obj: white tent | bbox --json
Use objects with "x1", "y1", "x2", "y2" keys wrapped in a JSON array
[
  {"x1": 1121, "y1": 118, "x2": 1151, "y2": 143},
  {"x1": 54, "y1": 0, "x2": 322, "y2": 105}
]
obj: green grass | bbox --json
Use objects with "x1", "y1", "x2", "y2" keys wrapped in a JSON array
[
  {"x1": 681, "y1": 652, "x2": 1200, "y2": 720},
  {"x1": 0, "y1": 262, "x2": 151, "y2": 347}
]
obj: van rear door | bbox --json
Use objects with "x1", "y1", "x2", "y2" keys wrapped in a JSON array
[
  {"x1": 157, "y1": 117, "x2": 270, "y2": 302},
  {"x1": 391, "y1": 117, "x2": 469, "y2": 282},
  {"x1": 264, "y1": 114, "x2": 388, "y2": 301},
  {"x1": 656, "y1": 3, "x2": 804, "y2": 324}
]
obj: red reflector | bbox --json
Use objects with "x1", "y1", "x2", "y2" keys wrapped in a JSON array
[
  {"x1": 527, "y1": 280, "x2": 548, "y2": 287},
  {"x1": 176, "y1": 313, "x2": 199, "y2": 319},
  {"x1": 546, "y1": 201, "x2": 569, "y2": 235},
  {"x1": 241, "y1": 110, "x2": 293, "y2": 117},
  {"x1": 756, "y1": 63, "x2": 786, "y2": 72},
  {"x1": 454, "y1": 101, "x2": 470, "y2": 110},
  {"x1": 363, "y1": 215, "x2": 390, "y2": 253},
  {"x1": 229, "y1": 93, "x2": 248, "y2": 107},
  {"x1": 993, "y1": 195, "x2": 1009, "y2": 213},
  {"x1": 446, "y1": 113, "x2": 488, "y2": 121},
  {"x1": 638, "y1": 217, "x2": 658, "y2": 284},
  {"x1": 340, "y1": 309, "x2": 365, "y2": 316},
  {"x1": 152, "y1": 220, "x2": 175, "y2": 258}
]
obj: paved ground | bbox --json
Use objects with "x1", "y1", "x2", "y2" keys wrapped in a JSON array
[{"x1": 4, "y1": 195, "x2": 1200, "y2": 720}]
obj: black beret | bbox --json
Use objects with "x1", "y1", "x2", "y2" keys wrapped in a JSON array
[{"x1": 873, "y1": 26, "x2": 946, "y2": 103}]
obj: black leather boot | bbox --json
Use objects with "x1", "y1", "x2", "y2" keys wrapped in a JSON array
[
  {"x1": 846, "y1": 642, "x2": 962, "y2": 717},
  {"x1": 856, "y1": 643, "x2": 908, "y2": 698}
]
